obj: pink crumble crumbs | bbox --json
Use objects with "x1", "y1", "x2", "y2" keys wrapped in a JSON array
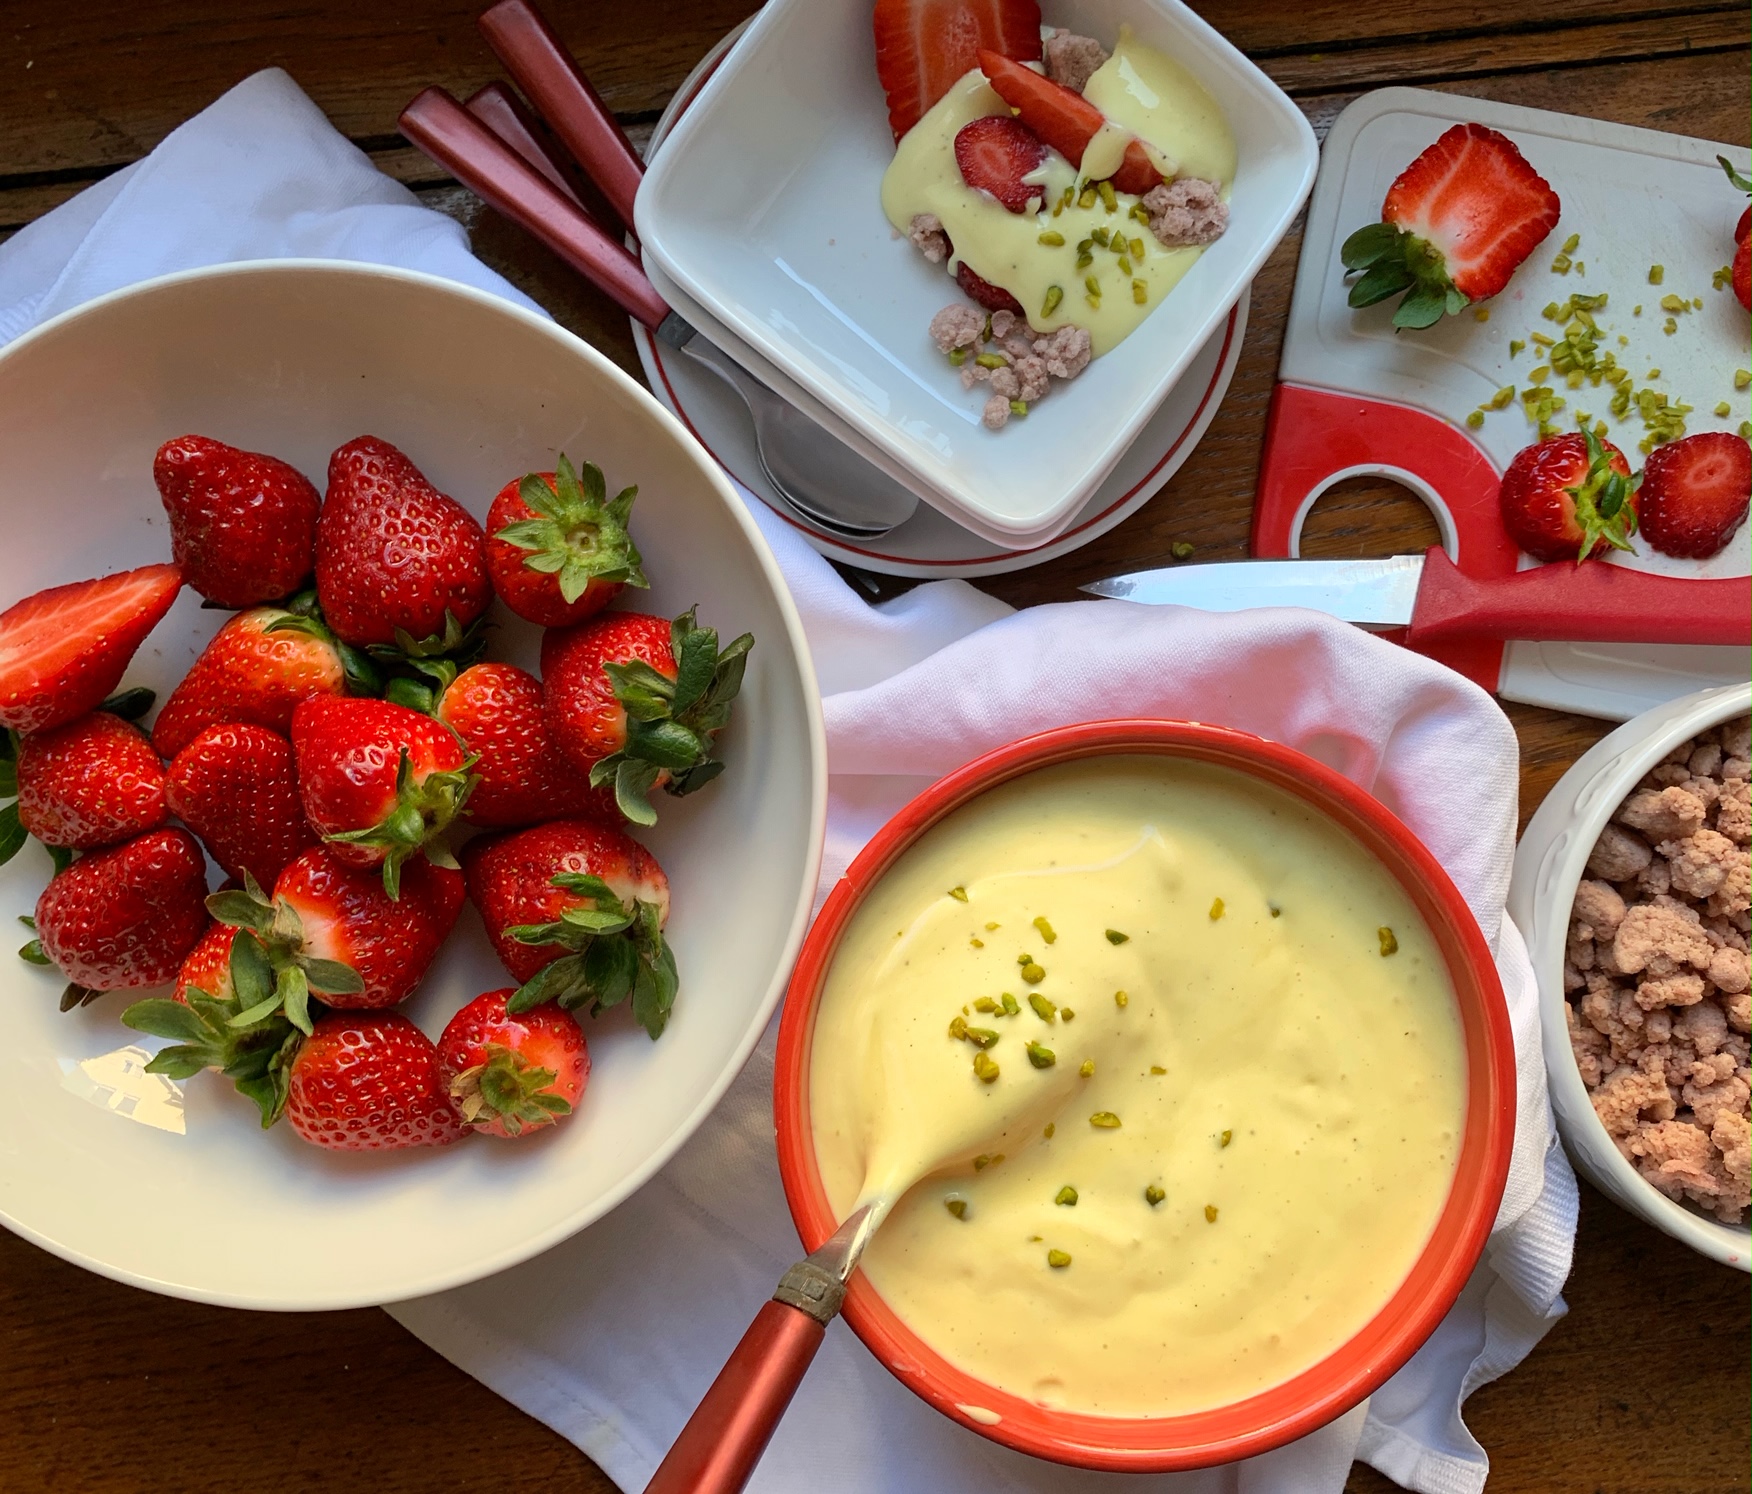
[
  {"x1": 1566, "y1": 715, "x2": 1752, "y2": 1224},
  {"x1": 1143, "y1": 178, "x2": 1230, "y2": 248},
  {"x1": 1042, "y1": 29, "x2": 1110, "y2": 95},
  {"x1": 929, "y1": 303, "x2": 983, "y2": 352},
  {"x1": 909, "y1": 213, "x2": 950, "y2": 264},
  {"x1": 929, "y1": 303, "x2": 1093, "y2": 429}
]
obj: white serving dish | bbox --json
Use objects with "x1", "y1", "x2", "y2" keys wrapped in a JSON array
[
  {"x1": 0, "y1": 261, "x2": 827, "y2": 1309},
  {"x1": 1509, "y1": 683, "x2": 1750, "y2": 1270},
  {"x1": 633, "y1": 0, "x2": 1316, "y2": 548}
]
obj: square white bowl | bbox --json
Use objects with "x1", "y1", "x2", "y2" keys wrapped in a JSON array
[{"x1": 635, "y1": 0, "x2": 1316, "y2": 548}]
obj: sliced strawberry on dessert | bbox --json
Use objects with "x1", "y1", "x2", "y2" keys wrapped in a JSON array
[
  {"x1": 1341, "y1": 122, "x2": 1561, "y2": 329},
  {"x1": 28, "y1": 827, "x2": 209, "y2": 1009},
  {"x1": 316, "y1": 435, "x2": 492, "y2": 650},
  {"x1": 464, "y1": 819, "x2": 677, "y2": 1038},
  {"x1": 486, "y1": 454, "x2": 647, "y2": 629},
  {"x1": 1637, "y1": 432, "x2": 1751, "y2": 560},
  {"x1": 284, "y1": 1011, "x2": 465, "y2": 1151},
  {"x1": 438, "y1": 988, "x2": 589, "y2": 1138},
  {"x1": 154, "y1": 435, "x2": 321, "y2": 608},
  {"x1": 435, "y1": 662, "x2": 614, "y2": 829},
  {"x1": 1498, "y1": 427, "x2": 1639, "y2": 564},
  {"x1": 955, "y1": 261, "x2": 1024, "y2": 315},
  {"x1": 977, "y1": 51, "x2": 1160, "y2": 196},
  {"x1": 15, "y1": 708, "x2": 166, "y2": 853},
  {"x1": 541, "y1": 608, "x2": 751, "y2": 826},
  {"x1": 150, "y1": 596, "x2": 355, "y2": 760},
  {"x1": 953, "y1": 116, "x2": 1047, "y2": 214},
  {"x1": 0, "y1": 564, "x2": 182, "y2": 735},
  {"x1": 874, "y1": 0, "x2": 1042, "y2": 142},
  {"x1": 164, "y1": 723, "x2": 317, "y2": 889}
]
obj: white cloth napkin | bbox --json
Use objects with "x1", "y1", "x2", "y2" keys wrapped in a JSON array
[{"x1": 0, "y1": 69, "x2": 1578, "y2": 1494}]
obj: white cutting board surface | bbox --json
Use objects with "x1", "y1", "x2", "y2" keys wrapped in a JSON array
[{"x1": 1281, "y1": 87, "x2": 1749, "y2": 721}]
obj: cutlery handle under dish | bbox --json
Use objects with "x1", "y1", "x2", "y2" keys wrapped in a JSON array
[
  {"x1": 1407, "y1": 546, "x2": 1752, "y2": 648},
  {"x1": 643, "y1": 1299, "x2": 825, "y2": 1494},
  {"x1": 477, "y1": 0, "x2": 646, "y2": 228},
  {"x1": 398, "y1": 86, "x2": 671, "y2": 329}
]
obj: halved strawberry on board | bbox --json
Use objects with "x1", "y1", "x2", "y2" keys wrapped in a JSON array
[
  {"x1": 1342, "y1": 122, "x2": 1561, "y2": 330},
  {"x1": 873, "y1": 0, "x2": 1042, "y2": 143},
  {"x1": 977, "y1": 51, "x2": 1160, "y2": 196}
]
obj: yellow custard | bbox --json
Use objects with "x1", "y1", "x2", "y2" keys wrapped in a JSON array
[
  {"x1": 880, "y1": 29, "x2": 1235, "y2": 355},
  {"x1": 808, "y1": 757, "x2": 1466, "y2": 1418}
]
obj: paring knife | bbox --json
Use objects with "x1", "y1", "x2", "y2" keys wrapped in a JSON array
[{"x1": 1080, "y1": 546, "x2": 1751, "y2": 648}]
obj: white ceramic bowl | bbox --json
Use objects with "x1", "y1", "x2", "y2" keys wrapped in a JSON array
[
  {"x1": 0, "y1": 261, "x2": 826, "y2": 1309},
  {"x1": 634, "y1": 0, "x2": 1316, "y2": 549},
  {"x1": 1509, "y1": 683, "x2": 1750, "y2": 1270}
]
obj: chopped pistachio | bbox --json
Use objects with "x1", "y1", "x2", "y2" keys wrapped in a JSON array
[
  {"x1": 1473, "y1": 307, "x2": 1490, "y2": 322},
  {"x1": 973, "y1": 1051, "x2": 1000, "y2": 1083},
  {"x1": 1647, "y1": 368, "x2": 1661, "y2": 379},
  {"x1": 1010, "y1": 400, "x2": 1028, "y2": 417},
  {"x1": 1269, "y1": 904, "x2": 1282, "y2": 918},
  {"x1": 1021, "y1": 960, "x2": 1046, "y2": 984},
  {"x1": 1715, "y1": 265, "x2": 1734, "y2": 291},
  {"x1": 1032, "y1": 915, "x2": 1057, "y2": 945},
  {"x1": 1105, "y1": 928, "x2": 1130, "y2": 945},
  {"x1": 1078, "y1": 186, "x2": 1097, "y2": 210},
  {"x1": 948, "y1": 347, "x2": 967, "y2": 366},
  {"x1": 1130, "y1": 237, "x2": 1145, "y2": 259},
  {"x1": 1737, "y1": 369, "x2": 1751, "y2": 390},
  {"x1": 1060, "y1": 1007, "x2": 1075, "y2": 1022},
  {"x1": 1091, "y1": 226, "x2": 1110, "y2": 247},
  {"x1": 1378, "y1": 926, "x2": 1399, "y2": 957},
  {"x1": 970, "y1": 937, "x2": 984, "y2": 948},
  {"x1": 975, "y1": 352, "x2": 1007, "y2": 369},
  {"x1": 1097, "y1": 180, "x2": 1118, "y2": 212},
  {"x1": 947, "y1": 885, "x2": 968, "y2": 902},
  {"x1": 1117, "y1": 255, "x2": 1132, "y2": 276},
  {"x1": 1509, "y1": 339, "x2": 1525, "y2": 357},
  {"x1": 1170, "y1": 541, "x2": 1195, "y2": 561},
  {"x1": 1659, "y1": 294, "x2": 1687, "y2": 314},
  {"x1": 973, "y1": 1153, "x2": 999, "y2": 1171},
  {"x1": 1741, "y1": 421, "x2": 1751, "y2": 439},
  {"x1": 1204, "y1": 1204, "x2": 1219, "y2": 1223},
  {"x1": 1491, "y1": 385, "x2": 1516, "y2": 409},
  {"x1": 974, "y1": 996, "x2": 997, "y2": 1012},
  {"x1": 1090, "y1": 1110, "x2": 1120, "y2": 1128},
  {"x1": 948, "y1": 1015, "x2": 968, "y2": 1041},
  {"x1": 1131, "y1": 201, "x2": 1151, "y2": 222},
  {"x1": 1044, "y1": 1123, "x2": 1055, "y2": 1140},
  {"x1": 1055, "y1": 1186, "x2": 1078, "y2": 1206},
  {"x1": 1085, "y1": 293, "x2": 1101, "y2": 310},
  {"x1": 1114, "y1": 989, "x2": 1129, "y2": 1008},
  {"x1": 1041, "y1": 284, "x2": 1064, "y2": 317},
  {"x1": 1028, "y1": 992, "x2": 1057, "y2": 1022},
  {"x1": 1079, "y1": 1059, "x2": 1095, "y2": 1077},
  {"x1": 1000, "y1": 992, "x2": 1020, "y2": 1016},
  {"x1": 1561, "y1": 233, "x2": 1581, "y2": 254},
  {"x1": 1131, "y1": 278, "x2": 1148, "y2": 304},
  {"x1": 1221, "y1": 1129, "x2": 1234, "y2": 1147},
  {"x1": 1026, "y1": 1041, "x2": 1057, "y2": 1069},
  {"x1": 964, "y1": 1025, "x2": 1000, "y2": 1049},
  {"x1": 1047, "y1": 1248, "x2": 1072, "y2": 1268},
  {"x1": 1663, "y1": 318, "x2": 1678, "y2": 335},
  {"x1": 1717, "y1": 402, "x2": 1733, "y2": 418},
  {"x1": 945, "y1": 1197, "x2": 968, "y2": 1220},
  {"x1": 1076, "y1": 251, "x2": 1094, "y2": 270},
  {"x1": 1037, "y1": 230, "x2": 1065, "y2": 247},
  {"x1": 1149, "y1": 1065, "x2": 1166, "y2": 1075},
  {"x1": 1465, "y1": 411, "x2": 1485, "y2": 429},
  {"x1": 1648, "y1": 264, "x2": 1664, "y2": 284},
  {"x1": 1144, "y1": 1185, "x2": 1166, "y2": 1206},
  {"x1": 1084, "y1": 274, "x2": 1102, "y2": 298},
  {"x1": 1209, "y1": 897, "x2": 1225, "y2": 920},
  {"x1": 1550, "y1": 253, "x2": 1571, "y2": 274}
]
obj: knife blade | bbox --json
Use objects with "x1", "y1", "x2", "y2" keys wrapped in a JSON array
[{"x1": 1080, "y1": 546, "x2": 1751, "y2": 648}]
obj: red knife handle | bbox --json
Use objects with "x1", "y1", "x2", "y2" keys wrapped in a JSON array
[
  {"x1": 478, "y1": 0, "x2": 645, "y2": 231},
  {"x1": 643, "y1": 1300, "x2": 825, "y2": 1494},
  {"x1": 464, "y1": 82, "x2": 584, "y2": 209},
  {"x1": 1407, "y1": 546, "x2": 1752, "y2": 648},
  {"x1": 398, "y1": 86, "x2": 670, "y2": 330}
]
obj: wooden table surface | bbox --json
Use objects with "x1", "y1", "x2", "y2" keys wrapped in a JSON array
[{"x1": 1, "y1": 2, "x2": 1747, "y2": 1490}]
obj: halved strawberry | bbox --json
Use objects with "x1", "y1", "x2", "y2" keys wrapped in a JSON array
[
  {"x1": 953, "y1": 116, "x2": 1047, "y2": 213},
  {"x1": 956, "y1": 261, "x2": 1024, "y2": 315},
  {"x1": 1342, "y1": 123, "x2": 1560, "y2": 329},
  {"x1": 874, "y1": 0, "x2": 1041, "y2": 142},
  {"x1": 1638, "y1": 432, "x2": 1751, "y2": 560},
  {"x1": 0, "y1": 565, "x2": 182, "y2": 735},
  {"x1": 1498, "y1": 428, "x2": 1638, "y2": 564},
  {"x1": 977, "y1": 51, "x2": 1160, "y2": 196}
]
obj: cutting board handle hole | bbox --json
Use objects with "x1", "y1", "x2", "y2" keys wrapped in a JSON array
[{"x1": 1290, "y1": 466, "x2": 1455, "y2": 562}]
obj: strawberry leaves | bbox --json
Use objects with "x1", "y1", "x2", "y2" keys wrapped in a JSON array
[
  {"x1": 1564, "y1": 424, "x2": 1642, "y2": 561},
  {"x1": 204, "y1": 874, "x2": 366, "y2": 1034},
  {"x1": 448, "y1": 1041, "x2": 573, "y2": 1135},
  {"x1": 1340, "y1": 222, "x2": 1470, "y2": 330},
  {"x1": 123, "y1": 982, "x2": 303, "y2": 1127},
  {"x1": 588, "y1": 608, "x2": 753, "y2": 827},
  {"x1": 494, "y1": 455, "x2": 648, "y2": 606},
  {"x1": 318, "y1": 746, "x2": 476, "y2": 899},
  {"x1": 503, "y1": 872, "x2": 679, "y2": 1039}
]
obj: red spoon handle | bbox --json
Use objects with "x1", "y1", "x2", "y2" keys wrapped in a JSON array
[
  {"x1": 477, "y1": 0, "x2": 646, "y2": 230},
  {"x1": 464, "y1": 81, "x2": 586, "y2": 209},
  {"x1": 643, "y1": 1300, "x2": 825, "y2": 1494},
  {"x1": 1407, "y1": 545, "x2": 1752, "y2": 648},
  {"x1": 398, "y1": 86, "x2": 670, "y2": 330}
]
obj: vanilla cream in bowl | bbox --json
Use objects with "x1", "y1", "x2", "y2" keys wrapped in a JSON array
[{"x1": 774, "y1": 723, "x2": 1515, "y2": 1470}]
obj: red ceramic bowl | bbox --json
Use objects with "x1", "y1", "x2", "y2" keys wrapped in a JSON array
[{"x1": 774, "y1": 719, "x2": 1515, "y2": 1471}]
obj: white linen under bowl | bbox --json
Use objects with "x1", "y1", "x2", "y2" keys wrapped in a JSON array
[
  {"x1": 1509, "y1": 683, "x2": 1750, "y2": 1270},
  {"x1": 634, "y1": 0, "x2": 1316, "y2": 549},
  {"x1": 0, "y1": 261, "x2": 826, "y2": 1309}
]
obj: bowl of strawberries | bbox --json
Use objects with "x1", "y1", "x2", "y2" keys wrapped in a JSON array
[{"x1": 0, "y1": 259, "x2": 825, "y2": 1309}]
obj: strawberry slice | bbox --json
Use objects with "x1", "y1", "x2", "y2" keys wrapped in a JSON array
[
  {"x1": 954, "y1": 116, "x2": 1046, "y2": 213},
  {"x1": 1638, "y1": 432, "x2": 1751, "y2": 560},
  {"x1": 1342, "y1": 123, "x2": 1560, "y2": 330},
  {"x1": 873, "y1": 0, "x2": 1041, "y2": 143},
  {"x1": 955, "y1": 261, "x2": 1024, "y2": 314},
  {"x1": 977, "y1": 50, "x2": 1161, "y2": 196},
  {"x1": 0, "y1": 564, "x2": 182, "y2": 734}
]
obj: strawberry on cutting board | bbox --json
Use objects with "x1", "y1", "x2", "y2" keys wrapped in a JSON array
[
  {"x1": 165, "y1": 723, "x2": 317, "y2": 889},
  {"x1": 285, "y1": 1012, "x2": 465, "y2": 1151},
  {"x1": 1637, "y1": 432, "x2": 1751, "y2": 560},
  {"x1": 486, "y1": 455, "x2": 646, "y2": 629},
  {"x1": 1341, "y1": 122, "x2": 1561, "y2": 329},
  {"x1": 316, "y1": 435, "x2": 492, "y2": 649},
  {"x1": 541, "y1": 608, "x2": 752, "y2": 826},
  {"x1": 438, "y1": 989, "x2": 589, "y2": 1138},
  {"x1": 15, "y1": 708, "x2": 166, "y2": 852},
  {"x1": 874, "y1": 0, "x2": 1041, "y2": 142},
  {"x1": 953, "y1": 115, "x2": 1047, "y2": 214},
  {"x1": 154, "y1": 435, "x2": 322, "y2": 608},
  {"x1": 1498, "y1": 428, "x2": 1639, "y2": 564},
  {"x1": 976, "y1": 51, "x2": 1160, "y2": 196},
  {"x1": 0, "y1": 564, "x2": 182, "y2": 735}
]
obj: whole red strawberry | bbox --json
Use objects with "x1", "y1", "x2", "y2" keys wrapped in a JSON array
[
  {"x1": 165, "y1": 723, "x2": 317, "y2": 888},
  {"x1": 285, "y1": 1012, "x2": 466, "y2": 1151},
  {"x1": 0, "y1": 564, "x2": 182, "y2": 734},
  {"x1": 1638, "y1": 432, "x2": 1751, "y2": 560},
  {"x1": 873, "y1": 0, "x2": 1041, "y2": 141},
  {"x1": 30, "y1": 827, "x2": 209, "y2": 1008},
  {"x1": 953, "y1": 115, "x2": 1047, "y2": 214},
  {"x1": 1343, "y1": 123, "x2": 1560, "y2": 328},
  {"x1": 291, "y1": 696, "x2": 474, "y2": 896},
  {"x1": 977, "y1": 52, "x2": 1160, "y2": 196},
  {"x1": 464, "y1": 819, "x2": 677, "y2": 1037},
  {"x1": 316, "y1": 435, "x2": 492, "y2": 648},
  {"x1": 154, "y1": 435, "x2": 321, "y2": 607},
  {"x1": 1734, "y1": 237, "x2": 1750, "y2": 315},
  {"x1": 438, "y1": 988, "x2": 589, "y2": 1138},
  {"x1": 435, "y1": 662, "x2": 613, "y2": 828},
  {"x1": 16, "y1": 710, "x2": 166, "y2": 850},
  {"x1": 486, "y1": 454, "x2": 646, "y2": 628},
  {"x1": 541, "y1": 608, "x2": 752, "y2": 826},
  {"x1": 1499, "y1": 428, "x2": 1639, "y2": 563},
  {"x1": 151, "y1": 599, "x2": 349, "y2": 759}
]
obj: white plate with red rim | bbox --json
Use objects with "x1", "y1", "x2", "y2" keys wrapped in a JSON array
[
  {"x1": 0, "y1": 260, "x2": 826, "y2": 1310},
  {"x1": 632, "y1": 19, "x2": 1249, "y2": 578}
]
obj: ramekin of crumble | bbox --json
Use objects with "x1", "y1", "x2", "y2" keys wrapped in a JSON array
[{"x1": 1510, "y1": 683, "x2": 1752, "y2": 1270}]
